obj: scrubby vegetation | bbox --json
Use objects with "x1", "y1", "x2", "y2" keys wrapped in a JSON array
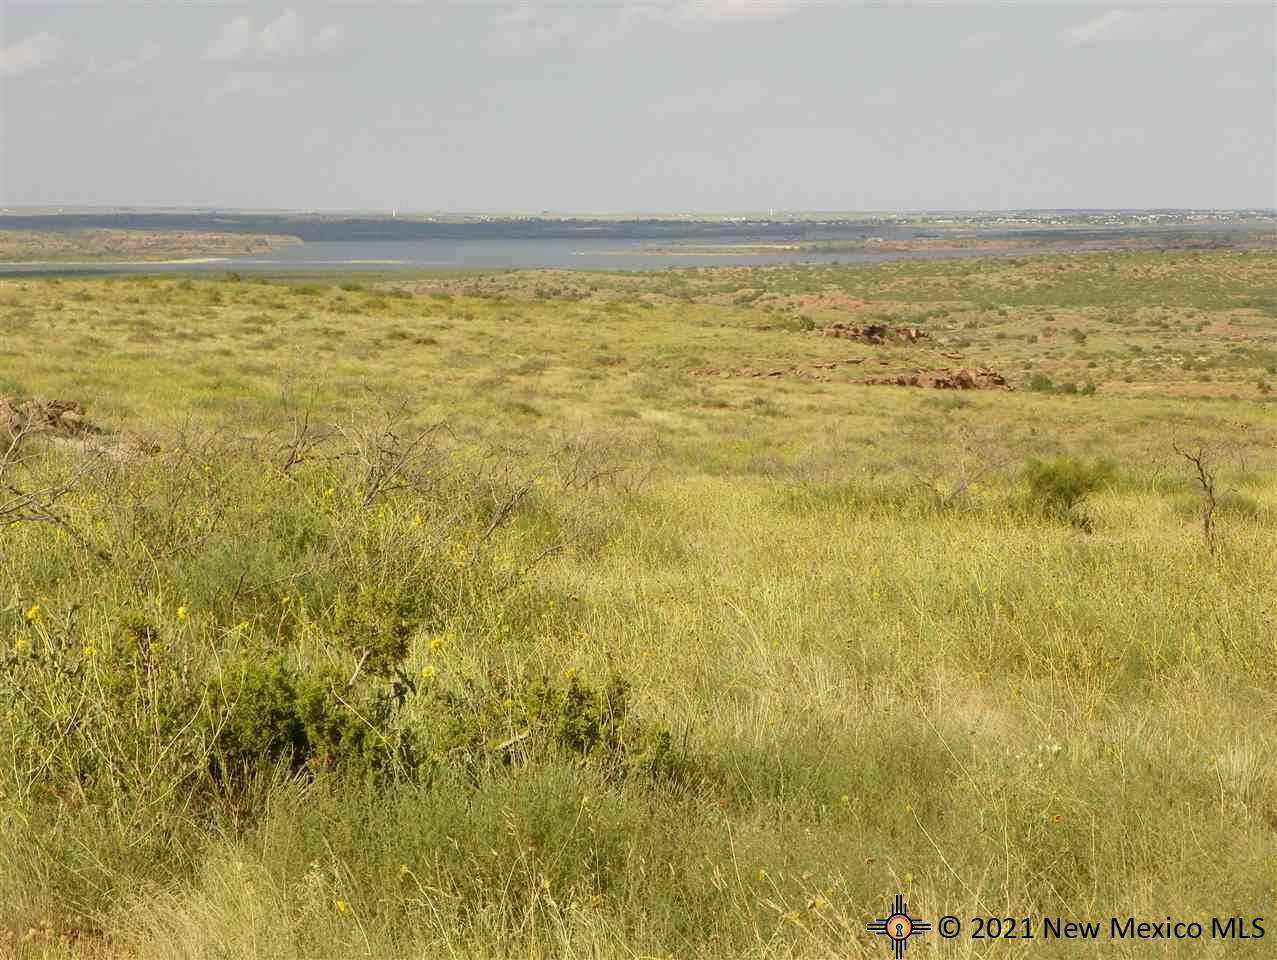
[
  {"x1": 2, "y1": 252, "x2": 1275, "y2": 958},
  {"x1": 0, "y1": 229, "x2": 300, "y2": 263},
  {"x1": 1022, "y1": 456, "x2": 1117, "y2": 520}
]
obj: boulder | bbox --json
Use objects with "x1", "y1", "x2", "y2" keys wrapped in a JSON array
[{"x1": 1, "y1": 397, "x2": 98, "y2": 435}]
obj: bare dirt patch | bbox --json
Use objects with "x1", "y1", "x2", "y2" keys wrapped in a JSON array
[{"x1": 1195, "y1": 320, "x2": 1259, "y2": 341}]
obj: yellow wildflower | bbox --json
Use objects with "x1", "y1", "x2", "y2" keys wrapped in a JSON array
[
  {"x1": 14, "y1": 636, "x2": 30, "y2": 655},
  {"x1": 429, "y1": 633, "x2": 444, "y2": 652},
  {"x1": 24, "y1": 604, "x2": 41, "y2": 623},
  {"x1": 323, "y1": 487, "x2": 335, "y2": 498},
  {"x1": 411, "y1": 513, "x2": 423, "y2": 528},
  {"x1": 82, "y1": 644, "x2": 97, "y2": 659},
  {"x1": 176, "y1": 606, "x2": 189, "y2": 622},
  {"x1": 420, "y1": 664, "x2": 436, "y2": 680},
  {"x1": 335, "y1": 899, "x2": 347, "y2": 914}
]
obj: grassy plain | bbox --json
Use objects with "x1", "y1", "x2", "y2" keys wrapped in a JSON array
[{"x1": 1, "y1": 249, "x2": 1276, "y2": 958}]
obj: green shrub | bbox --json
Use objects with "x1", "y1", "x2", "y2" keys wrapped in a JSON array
[
  {"x1": 329, "y1": 579, "x2": 438, "y2": 677},
  {"x1": 425, "y1": 672, "x2": 678, "y2": 785},
  {"x1": 208, "y1": 657, "x2": 415, "y2": 783},
  {"x1": 3, "y1": 606, "x2": 207, "y2": 805},
  {"x1": 1022, "y1": 456, "x2": 1117, "y2": 516},
  {"x1": 780, "y1": 314, "x2": 815, "y2": 333}
]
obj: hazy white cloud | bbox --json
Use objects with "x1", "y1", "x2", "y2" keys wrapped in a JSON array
[
  {"x1": 1, "y1": 32, "x2": 64, "y2": 78},
  {"x1": 204, "y1": 16, "x2": 256, "y2": 62},
  {"x1": 959, "y1": 31, "x2": 1001, "y2": 52},
  {"x1": 673, "y1": 0, "x2": 805, "y2": 24},
  {"x1": 484, "y1": 0, "x2": 804, "y2": 52},
  {"x1": 206, "y1": 70, "x2": 309, "y2": 105},
  {"x1": 312, "y1": 25, "x2": 344, "y2": 56},
  {"x1": 619, "y1": 4, "x2": 669, "y2": 25},
  {"x1": 617, "y1": 0, "x2": 806, "y2": 26},
  {"x1": 1067, "y1": 8, "x2": 1141, "y2": 46},
  {"x1": 485, "y1": 5, "x2": 582, "y2": 56},
  {"x1": 1196, "y1": 31, "x2": 1245, "y2": 57},
  {"x1": 107, "y1": 43, "x2": 160, "y2": 75},
  {"x1": 204, "y1": 9, "x2": 343, "y2": 63},
  {"x1": 257, "y1": 10, "x2": 308, "y2": 58}
]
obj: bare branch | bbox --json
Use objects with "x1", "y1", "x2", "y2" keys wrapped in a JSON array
[
  {"x1": 480, "y1": 478, "x2": 534, "y2": 544},
  {"x1": 276, "y1": 381, "x2": 336, "y2": 478},
  {"x1": 1173, "y1": 440, "x2": 1218, "y2": 556},
  {"x1": 0, "y1": 420, "x2": 109, "y2": 559},
  {"x1": 336, "y1": 393, "x2": 447, "y2": 509}
]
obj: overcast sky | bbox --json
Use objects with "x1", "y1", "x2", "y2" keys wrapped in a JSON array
[{"x1": 1, "y1": 1, "x2": 1273, "y2": 212}]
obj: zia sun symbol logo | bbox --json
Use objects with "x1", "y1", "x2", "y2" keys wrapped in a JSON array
[{"x1": 867, "y1": 894, "x2": 932, "y2": 958}]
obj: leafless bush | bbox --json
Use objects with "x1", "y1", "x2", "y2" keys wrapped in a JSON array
[
  {"x1": 549, "y1": 430, "x2": 659, "y2": 496},
  {"x1": 337, "y1": 394, "x2": 449, "y2": 509},
  {"x1": 468, "y1": 447, "x2": 536, "y2": 541},
  {"x1": 275, "y1": 381, "x2": 338, "y2": 478},
  {"x1": 109, "y1": 419, "x2": 243, "y2": 564},
  {"x1": 1173, "y1": 440, "x2": 1219, "y2": 556},
  {"x1": 905, "y1": 418, "x2": 1019, "y2": 508},
  {"x1": 0, "y1": 420, "x2": 106, "y2": 559}
]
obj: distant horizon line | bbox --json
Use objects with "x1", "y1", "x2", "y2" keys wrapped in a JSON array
[{"x1": 3, "y1": 205, "x2": 1275, "y2": 218}]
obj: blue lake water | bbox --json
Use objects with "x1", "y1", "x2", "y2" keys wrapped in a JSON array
[
  {"x1": 3, "y1": 217, "x2": 1264, "y2": 275},
  {"x1": 221, "y1": 237, "x2": 1019, "y2": 271},
  {"x1": 0, "y1": 236, "x2": 1034, "y2": 276}
]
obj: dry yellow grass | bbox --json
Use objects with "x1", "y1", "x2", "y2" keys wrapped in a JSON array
[{"x1": 1, "y1": 253, "x2": 1275, "y2": 958}]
